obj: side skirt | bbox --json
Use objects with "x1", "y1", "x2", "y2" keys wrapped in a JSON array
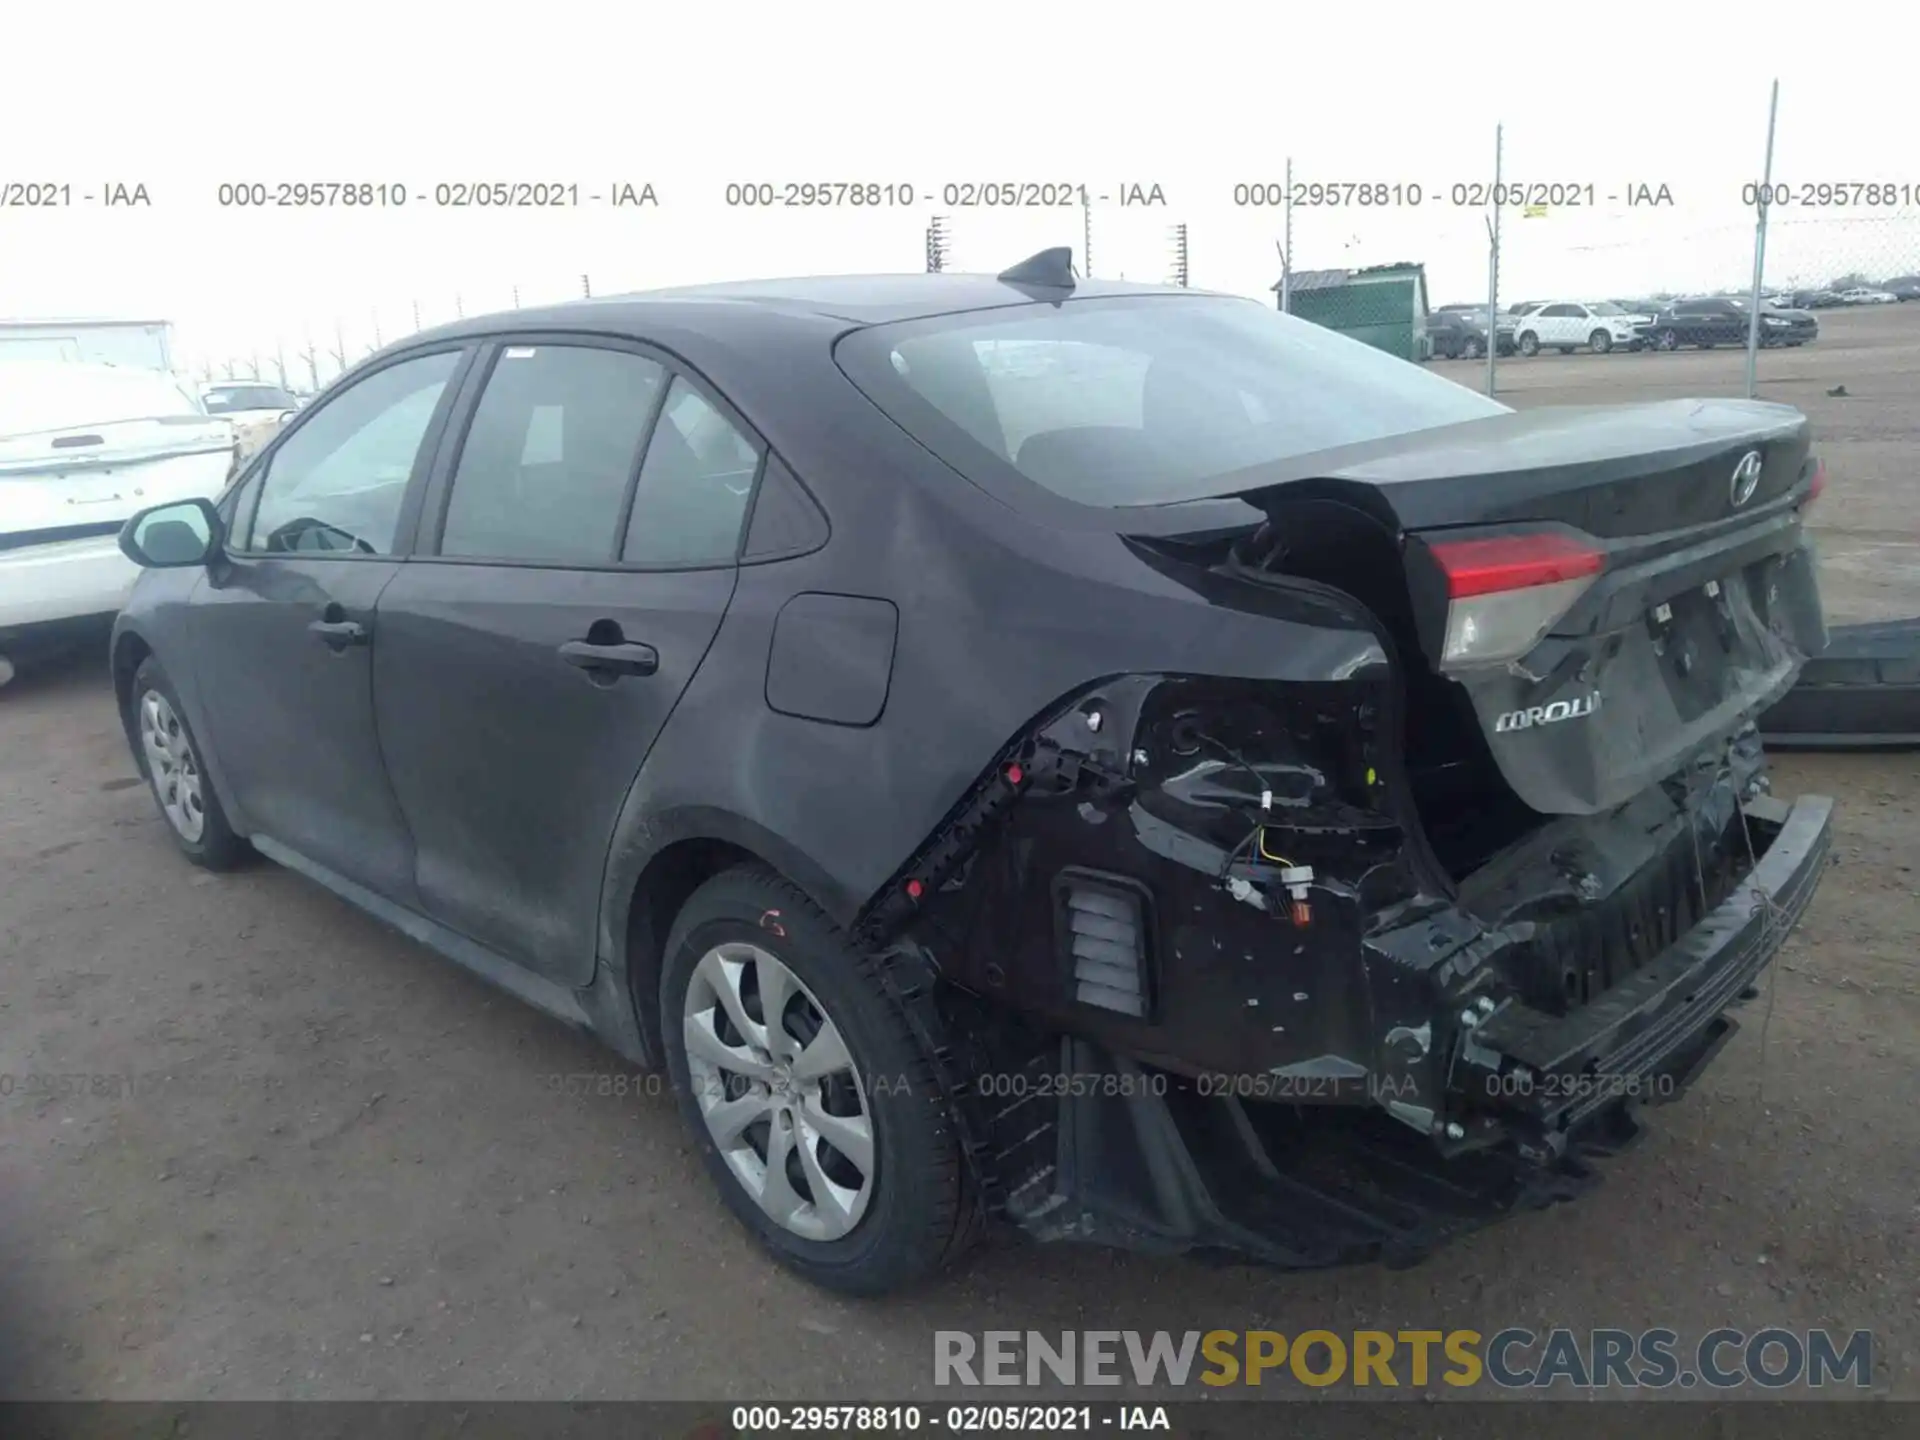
[{"x1": 249, "y1": 833, "x2": 600, "y2": 1035}]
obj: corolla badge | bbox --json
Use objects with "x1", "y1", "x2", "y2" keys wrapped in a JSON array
[
  {"x1": 1730, "y1": 450, "x2": 1763, "y2": 507},
  {"x1": 1495, "y1": 692, "x2": 1601, "y2": 733}
]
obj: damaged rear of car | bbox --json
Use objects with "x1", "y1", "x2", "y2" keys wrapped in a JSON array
[{"x1": 831, "y1": 286, "x2": 1832, "y2": 1270}]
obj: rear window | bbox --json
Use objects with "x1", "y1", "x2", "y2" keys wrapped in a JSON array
[{"x1": 835, "y1": 295, "x2": 1509, "y2": 507}]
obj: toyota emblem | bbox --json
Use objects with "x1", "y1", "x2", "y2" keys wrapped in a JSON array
[{"x1": 1730, "y1": 450, "x2": 1763, "y2": 507}]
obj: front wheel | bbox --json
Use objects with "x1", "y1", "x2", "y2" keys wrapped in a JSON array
[
  {"x1": 1462, "y1": 336, "x2": 1484, "y2": 360},
  {"x1": 129, "y1": 657, "x2": 248, "y2": 869},
  {"x1": 1517, "y1": 330, "x2": 1540, "y2": 356},
  {"x1": 1589, "y1": 329, "x2": 1613, "y2": 354},
  {"x1": 660, "y1": 865, "x2": 979, "y2": 1295},
  {"x1": 1657, "y1": 328, "x2": 1680, "y2": 351}
]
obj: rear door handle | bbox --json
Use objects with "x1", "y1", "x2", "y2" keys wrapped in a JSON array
[
  {"x1": 558, "y1": 639, "x2": 659, "y2": 678},
  {"x1": 309, "y1": 618, "x2": 368, "y2": 648}
]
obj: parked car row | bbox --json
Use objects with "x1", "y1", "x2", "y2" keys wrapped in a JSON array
[{"x1": 1425, "y1": 287, "x2": 1857, "y2": 362}]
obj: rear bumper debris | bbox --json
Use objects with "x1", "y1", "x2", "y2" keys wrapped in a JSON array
[
  {"x1": 1760, "y1": 618, "x2": 1920, "y2": 750},
  {"x1": 1452, "y1": 792, "x2": 1832, "y2": 1156},
  {"x1": 927, "y1": 790, "x2": 1832, "y2": 1272}
]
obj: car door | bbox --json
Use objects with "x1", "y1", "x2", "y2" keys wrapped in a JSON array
[
  {"x1": 1534, "y1": 303, "x2": 1576, "y2": 345},
  {"x1": 371, "y1": 337, "x2": 760, "y2": 983},
  {"x1": 187, "y1": 346, "x2": 471, "y2": 900}
]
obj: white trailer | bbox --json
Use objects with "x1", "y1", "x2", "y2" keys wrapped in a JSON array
[{"x1": 0, "y1": 318, "x2": 176, "y2": 371}]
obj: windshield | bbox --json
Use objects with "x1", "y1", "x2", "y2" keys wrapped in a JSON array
[
  {"x1": 0, "y1": 364, "x2": 205, "y2": 439},
  {"x1": 203, "y1": 384, "x2": 295, "y2": 413},
  {"x1": 836, "y1": 295, "x2": 1510, "y2": 508}
]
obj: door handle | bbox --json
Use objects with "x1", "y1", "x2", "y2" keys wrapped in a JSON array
[
  {"x1": 559, "y1": 639, "x2": 659, "y2": 679},
  {"x1": 309, "y1": 617, "x2": 368, "y2": 648}
]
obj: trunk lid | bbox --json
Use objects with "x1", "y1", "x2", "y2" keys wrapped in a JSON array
[
  {"x1": 1220, "y1": 399, "x2": 1827, "y2": 817},
  {"x1": 0, "y1": 417, "x2": 236, "y2": 549}
]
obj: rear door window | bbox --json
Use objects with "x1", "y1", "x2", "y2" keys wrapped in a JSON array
[
  {"x1": 619, "y1": 378, "x2": 762, "y2": 566},
  {"x1": 438, "y1": 345, "x2": 666, "y2": 564}
]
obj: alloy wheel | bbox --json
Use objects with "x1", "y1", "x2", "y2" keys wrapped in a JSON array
[
  {"x1": 682, "y1": 940, "x2": 875, "y2": 1242},
  {"x1": 139, "y1": 689, "x2": 206, "y2": 842}
]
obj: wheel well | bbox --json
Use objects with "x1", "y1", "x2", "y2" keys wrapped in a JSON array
[
  {"x1": 623, "y1": 837, "x2": 758, "y2": 1054},
  {"x1": 111, "y1": 633, "x2": 152, "y2": 741}
]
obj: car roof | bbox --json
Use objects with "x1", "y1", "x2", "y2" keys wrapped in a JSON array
[{"x1": 408, "y1": 271, "x2": 1201, "y2": 343}]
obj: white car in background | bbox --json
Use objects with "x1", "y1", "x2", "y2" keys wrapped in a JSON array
[
  {"x1": 1511, "y1": 300, "x2": 1655, "y2": 356},
  {"x1": 1, "y1": 362, "x2": 235, "y2": 686},
  {"x1": 200, "y1": 379, "x2": 300, "y2": 427},
  {"x1": 202, "y1": 380, "x2": 302, "y2": 469},
  {"x1": 1836, "y1": 287, "x2": 1898, "y2": 305}
]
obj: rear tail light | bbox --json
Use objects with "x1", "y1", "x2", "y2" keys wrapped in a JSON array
[
  {"x1": 1426, "y1": 530, "x2": 1605, "y2": 671},
  {"x1": 1804, "y1": 457, "x2": 1826, "y2": 508}
]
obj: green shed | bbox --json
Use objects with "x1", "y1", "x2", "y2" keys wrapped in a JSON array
[{"x1": 1272, "y1": 263, "x2": 1431, "y2": 362}]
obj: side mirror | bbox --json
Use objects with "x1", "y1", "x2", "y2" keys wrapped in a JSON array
[{"x1": 120, "y1": 497, "x2": 222, "y2": 569}]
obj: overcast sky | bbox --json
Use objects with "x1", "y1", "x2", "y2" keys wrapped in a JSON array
[{"x1": 5, "y1": 2, "x2": 1916, "y2": 375}]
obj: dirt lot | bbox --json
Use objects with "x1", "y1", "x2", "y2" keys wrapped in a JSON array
[{"x1": 2, "y1": 305, "x2": 1917, "y2": 1403}]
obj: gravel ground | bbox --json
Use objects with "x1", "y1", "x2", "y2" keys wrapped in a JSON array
[{"x1": 2, "y1": 304, "x2": 1916, "y2": 1403}]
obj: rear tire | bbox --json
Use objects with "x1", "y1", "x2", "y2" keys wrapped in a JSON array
[
  {"x1": 129, "y1": 656, "x2": 247, "y2": 870},
  {"x1": 659, "y1": 864, "x2": 980, "y2": 1296}
]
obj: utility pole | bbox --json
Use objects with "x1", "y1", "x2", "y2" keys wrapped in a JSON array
[
  {"x1": 1486, "y1": 123, "x2": 1503, "y2": 398},
  {"x1": 412, "y1": 299, "x2": 423, "y2": 333},
  {"x1": 1170, "y1": 223, "x2": 1189, "y2": 287},
  {"x1": 1744, "y1": 80, "x2": 1780, "y2": 400},
  {"x1": 1280, "y1": 157, "x2": 1294, "y2": 313},
  {"x1": 1080, "y1": 186, "x2": 1093, "y2": 278},
  {"x1": 581, "y1": 273, "x2": 592, "y2": 298},
  {"x1": 925, "y1": 215, "x2": 951, "y2": 273},
  {"x1": 512, "y1": 284, "x2": 521, "y2": 308}
]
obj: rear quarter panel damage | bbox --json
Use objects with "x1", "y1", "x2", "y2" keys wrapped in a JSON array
[{"x1": 591, "y1": 411, "x2": 1389, "y2": 1053}]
